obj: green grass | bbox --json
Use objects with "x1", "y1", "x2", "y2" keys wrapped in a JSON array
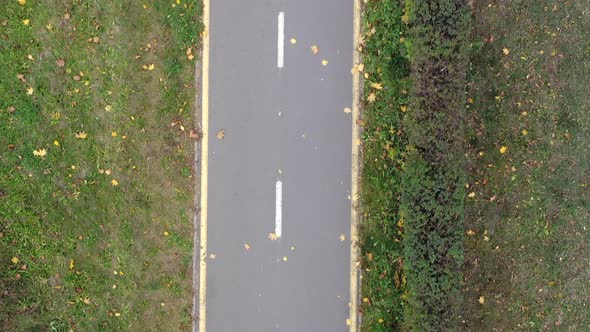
[
  {"x1": 359, "y1": 0, "x2": 409, "y2": 330},
  {"x1": 0, "y1": 1, "x2": 201, "y2": 330},
  {"x1": 464, "y1": 1, "x2": 590, "y2": 329}
]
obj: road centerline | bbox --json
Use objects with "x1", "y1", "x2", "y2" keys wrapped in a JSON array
[
  {"x1": 275, "y1": 180, "x2": 283, "y2": 238},
  {"x1": 277, "y1": 11, "x2": 285, "y2": 68}
]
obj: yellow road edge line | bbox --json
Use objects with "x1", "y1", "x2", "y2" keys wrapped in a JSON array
[
  {"x1": 198, "y1": 0, "x2": 210, "y2": 331},
  {"x1": 350, "y1": 0, "x2": 362, "y2": 330}
]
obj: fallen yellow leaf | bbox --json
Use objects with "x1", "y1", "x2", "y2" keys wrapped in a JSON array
[
  {"x1": 69, "y1": 259, "x2": 75, "y2": 270},
  {"x1": 33, "y1": 148, "x2": 47, "y2": 157},
  {"x1": 18, "y1": 0, "x2": 26, "y2": 5},
  {"x1": 268, "y1": 232, "x2": 278, "y2": 241},
  {"x1": 521, "y1": 129, "x2": 528, "y2": 136},
  {"x1": 344, "y1": 107, "x2": 352, "y2": 114},
  {"x1": 478, "y1": 296, "x2": 485, "y2": 304},
  {"x1": 310, "y1": 44, "x2": 319, "y2": 54},
  {"x1": 282, "y1": 256, "x2": 288, "y2": 262},
  {"x1": 468, "y1": 192, "x2": 476, "y2": 198},
  {"x1": 105, "y1": 105, "x2": 112, "y2": 112},
  {"x1": 502, "y1": 48, "x2": 510, "y2": 55},
  {"x1": 209, "y1": 253, "x2": 216, "y2": 259},
  {"x1": 499, "y1": 146, "x2": 508, "y2": 154},
  {"x1": 22, "y1": 19, "x2": 30, "y2": 26},
  {"x1": 148, "y1": 64, "x2": 155, "y2": 71},
  {"x1": 111, "y1": 179, "x2": 119, "y2": 186},
  {"x1": 26, "y1": 87, "x2": 34, "y2": 95},
  {"x1": 111, "y1": 131, "x2": 117, "y2": 137},
  {"x1": 216, "y1": 130, "x2": 225, "y2": 140},
  {"x1": 400, "y1": 105, "x2": 408, "y2": 113},
  {"x1": 244, "y1": 243, "x2": 250, "y2": 250},
  {"x1": 367, "y1": 93, "x2": 376, "y2": 103},
  {"x1": 371, "y1": 82, "x2": 383, "y2": 90},
  {"x1": 53, "y1": 140, "x2": 60, "y2": 146},
  {"x1": 163, "y1": 231, "x2": 169, "y2": 236},
  {"x1": 290, "y1": 38, "x2": 296, "y2": 44},
  {"x1": 75, "y1": 131, "x2": 88, "y2": 139},
  {"x1": 321, "y1": 59, "x2": 328, "y2": 66},
  {"x1": 340, "y1": 234, "x2": 346, "y2": 242},
  {"x1": 11, "y1": 257, "x2": 19, "y2": 264}
]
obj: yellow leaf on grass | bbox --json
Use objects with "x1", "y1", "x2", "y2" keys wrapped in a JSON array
[
  {"x1": 111, "y1": 131, "x2": 117, "y2": 137},
  {"x1": 499, "y1": 146, "x2": 508, "y2": 154},
  {"x1": 310, "y1": 45, "x2": 319, "y2": 54},
  {"x1": 11, "y1": 257, "x2": 19, "y2": 264},
  {"x1": 105, "y1": 105, "x2": 112, "y2": 112},
  {"x1": 18, "y1": 0, "x2": 26, "y2": 5},
  {"x1": 478, "y1": 296, "x2": 485, "y2": 304},
  {"x1": 367, "y1": 93, "x2": 376, "y2": 103},
  {"x1": 26, "y1": 87, "x2": 34, "y2": 95},
  {"x1": 502, "y1": 48, "x2": 510, "y2": 55},
  {"x1": 371, "y1": 82, "x2": 383, "y2": 90},
  {"x1": 33, "y1": 148, "x2": 47, "y2": 157},
  {"x1": 400, "y1": 105, "x2": 408, "y2": 113},
  {"x1": 69, "y1": 259, "x2": 75, "y2": 270},
  {"x1": 148, "y1": 64, "x2": 155, "y2": 71},
  {"x1": 53, "y1": 140, "x2": 60, "y2": 146},
  {"x1": 163, "y1": 231, "x2": 169, "y2": 236},
  {"x1": 22, "y1": 19, "x2": 30, "y2": 26},
  {"x1": 466, "y1": 229, "x2": 476, "y2": 236},
  {"x1": 468, "y1": 192, "x2": 476, "y2": 198},
  {"x1": 83, "y1": 297, "x2": 91, "y2": 305},
  {"x1": 75, "y1": 131, "x2": 87, "y2": 139},
  {"x1": 521, "y1": 129, "x2": 528, "y2": 136},
  {"x1": 111, "y1": 179, "x2": 119, "y2": 186},
  {"x1": 216, "y1": 130, "x2": 225, "y2": 140}
]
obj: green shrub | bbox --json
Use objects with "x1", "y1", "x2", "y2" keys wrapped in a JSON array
[{"x1": 400, "y1": 0, "x2": 471, "y2": 330}]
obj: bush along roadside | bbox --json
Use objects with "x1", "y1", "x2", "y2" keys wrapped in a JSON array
[
  {"x1": 399, "y1": 0, "x2": 471, "y2": 330},
  {"x1": 359, "y1": 0, "x2": 410, "y2": 330}
]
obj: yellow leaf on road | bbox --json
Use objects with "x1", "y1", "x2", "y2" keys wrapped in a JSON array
[
  {"x1": 216, "y1": 130, "x2": 225, "y2": 140},
  {"x1": 321, "y1": 59, "x2": 328, "y2": 66},
  {"x1": 340, "y1": 234, "x2": 346, "y2": 242},
  {"x1": 267, "y1": 232, "x2": 278, "y2": 241},
  {"x1": 244, "y1": 243, "x2": 250, "y2": 250},
  {"x1": 310, "y1": 45, "x2": 319, "y2": 54},
  {"x1": 290, "y1": 38, "x2": 296, "y2": 44},
  {"x1": 344, "y1": 107, "x2": 352, "y2": 114}
]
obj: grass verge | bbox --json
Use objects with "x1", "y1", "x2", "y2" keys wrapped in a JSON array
[
  {"x1": 464, "y1": 1, "x2": 590, "y2": 329},
  {"x1": 359, "y1": 0, "x2": 409, "y2": 330},
  {"x1": 0, "y1": 1, "x2": 201, "y2": 330}
]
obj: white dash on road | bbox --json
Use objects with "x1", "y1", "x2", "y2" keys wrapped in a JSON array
[
  {"x1": 275, "y1": 180, "x2": 283, "y2": 238},
  {"x1": 277, "y1": 12, "x2": 285, "y2": 68}
]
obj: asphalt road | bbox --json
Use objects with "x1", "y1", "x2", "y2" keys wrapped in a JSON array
[{"x1": 205, "y1": 1, "x2": 353, "y2": 330}]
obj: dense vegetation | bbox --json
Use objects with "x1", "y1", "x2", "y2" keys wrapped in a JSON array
[
  {"x1": 400, "y1": 0, "x2": 470, "y2": 329},
  {"x1": 0, "y1": 1, "x2": 201, "y2": 330},
  {"x1": 361, "y1": 0, "x2": 590, "y2": 330}
]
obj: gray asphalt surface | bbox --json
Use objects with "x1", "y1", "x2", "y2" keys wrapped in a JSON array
[{"x1": 206, "y1": 1, "x2": 352, "y2": 330}]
